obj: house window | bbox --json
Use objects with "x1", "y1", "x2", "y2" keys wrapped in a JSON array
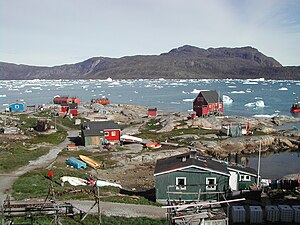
[
  {"x1": 111, "y1": 131, "x2": 116, "y2": 136},
  {"x1": 176, "y1": 177, "x2": 186, "y2": 190},
  {"x1": 240, "y1": 175, "x2": 251, "y2": 181},
  {"x1": 206, "y1": 177, "x2": 217, "y2": 191},
  {"x1": 104, "y1": 132, "x2": 109, "y2": 136},
  {"x1": 219, "y1": 103, "x2": 222, "y2": 108},
  {"x1": 15, "y1": 105, "x2": 19, "y2": 109}
]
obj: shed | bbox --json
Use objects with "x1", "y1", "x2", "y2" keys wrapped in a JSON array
[
  {"x1": 66, "y1": 157, "x2": 86, "y2": 169},
  {"x1": 193, "y1": 90, "x2": 223, "y2": 117},
  {"x1": 36, "y1": 119, "x2": 49, "y2": 132},
  {"x1": 9, "y1": 102, "x2": 25, "y2": 112},
  {"x1": 221, "y1": 124, "x2": 242, "y2": 137},
  {"x1": 148, "y1": 108, "x2": 157, "y2": 117},
  {"x1": 81, "y1": 121, "x2": 121, "y2": 146}
]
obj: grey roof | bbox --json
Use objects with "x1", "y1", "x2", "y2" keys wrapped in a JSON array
[
  {"x1": 154, "y1": 152, "x2": 230, "y2": 176},
  {"x1": 82, "y1": 121, "x2": 120, "y2": 136},
  {"x1": 227, "y1": 165, "x2": 257, "y2": 176},
  {"x1": 200, "y1": 91, "x2": 222, "y2": 103}
]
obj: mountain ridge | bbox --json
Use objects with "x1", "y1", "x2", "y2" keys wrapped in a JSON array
[{"x1": 1, "y1": 45, "x2": 299, "y2": 80}]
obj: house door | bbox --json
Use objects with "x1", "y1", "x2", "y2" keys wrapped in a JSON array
[{"x1": 229, "y1": 171, "x2": 238, "y2": 191}]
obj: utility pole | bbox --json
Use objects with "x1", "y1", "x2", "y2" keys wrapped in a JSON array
[{"x1": 257, "y1": 140, "x2": 262, "y2": 188}]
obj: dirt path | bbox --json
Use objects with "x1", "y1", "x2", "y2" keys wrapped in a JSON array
[
  {"x1": 68, "y1": 200, "x2": 165, "y2": 219},
  {"x1": 0, "y1": 130, "x2": 79, "y2": 204}
]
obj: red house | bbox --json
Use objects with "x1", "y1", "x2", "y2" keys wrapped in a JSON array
[
  {"x1": 148, "y1": 108, "x2": 157, "y2": 117},
  {"x1": 81, "y1": 121, "x2": 121, "y2": 146},
  {"x1": 59, "y1": 103, "x2": 78, "y2": 117},
  {"x1": 53, "y1": 97, "x2": 80, "y2": 105},
  {"x1": 193, "y1": 91, "x2": 223, "y2": 117}
]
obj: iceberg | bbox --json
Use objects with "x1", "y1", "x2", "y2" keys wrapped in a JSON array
[
  {"x1": 255, "y1": 100, "x2": 265, "y2": 107},
  {"x1": 222, "y1": 95, "x2": 233, "y2": 104},
  {"x1": 278, "y1": 87, "x2": 288, "y2": 91},
  {"x1": 253, "y1": 113, "x2": 278, "y2": 118},
  {"x1": 231, "y1": 91, "x2": 245, "y2": 94}
]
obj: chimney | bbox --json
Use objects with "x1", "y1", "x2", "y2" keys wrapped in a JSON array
[{"x1": 190, "y1": 149, "x2": 197, "y2": 159}]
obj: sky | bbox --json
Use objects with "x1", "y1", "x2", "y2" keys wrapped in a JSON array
[{"x1": 1, "y1": 0, "x2": 300, "y2": 66}]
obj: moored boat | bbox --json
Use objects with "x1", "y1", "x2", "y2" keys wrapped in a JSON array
[{"x1": 291, "y1": 102, "x2": 300, "y2": 114}]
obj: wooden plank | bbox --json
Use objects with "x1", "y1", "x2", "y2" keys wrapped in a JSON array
[{"x1": 162, "y1": 198, "x2": 246, "y2": 209}]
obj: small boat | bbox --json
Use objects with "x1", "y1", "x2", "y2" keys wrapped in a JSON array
[
  {"x1": 79, "y1": 155, "x2": 101, "y2": 169},
  {"x1": 120, "y1": 134, "x2": 143, "y2": 143},
  {"x1": 146, "y1": 142, "x2": 162, "y2": 149},
  {"x1": 291, "y1": 102, "x2": 300, "y2": 114},
  {"x1": 96, "y1": 180, "x2": 122, "y2": 188},
  {"x1": 60, "y1": 176, "x2": 88, "y2": 186}
]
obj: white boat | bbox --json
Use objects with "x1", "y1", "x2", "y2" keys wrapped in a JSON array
[{"x1": 120, "y1": 135, "x2": 143, "y2": 143}]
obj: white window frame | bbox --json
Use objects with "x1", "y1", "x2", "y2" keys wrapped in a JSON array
[
  {"x1": 206, "y1": 177, "x2": 217, "y2": 191},
  {"x1": 104, "y1": 131, "x2": 109, "y2": 136},
  {"x1": 240, "y1": 175, "x2": 251, "y2": 182},
  {"x1": 176, "y1": 177, "x2": 186, "y2": 190},
  {"x1": 111, "y1": 131, "x2": 116, "y2": 136}
]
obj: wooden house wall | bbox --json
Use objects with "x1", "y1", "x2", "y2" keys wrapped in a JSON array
[
  {"x1": 155, "y1": 167, "x2": 229, "y2": 202},
  {"x1": 238, "y1": 174, "x2": 256, "y2": 190}
]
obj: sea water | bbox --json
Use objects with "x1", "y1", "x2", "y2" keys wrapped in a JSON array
[{"x1": 0, "y1": 78, "x2": 299, "y2": 119}]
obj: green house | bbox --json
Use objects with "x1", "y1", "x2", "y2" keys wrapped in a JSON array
[
  {"x1": 154, "y1": 151, "x2": 258, "y2": 204},
  {"x1": 154, "y1": 151, "x2": 231, "y2": 204}
]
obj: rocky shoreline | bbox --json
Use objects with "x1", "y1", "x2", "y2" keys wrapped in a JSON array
[{"x1": 81, "y1": 103, "x2": 300, "y2": 186}]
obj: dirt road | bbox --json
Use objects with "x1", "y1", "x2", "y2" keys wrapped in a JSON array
[
  {"x1": 68, "y1": 200, "x2": 165, "y2": 219},
  {"x1": 0, "y1": 130, "x2": 79, "y2": 204}
]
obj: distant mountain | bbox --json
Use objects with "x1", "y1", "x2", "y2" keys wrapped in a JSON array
[{"x1": 1, "y1": 45, "x2": 300, "y2": 80}]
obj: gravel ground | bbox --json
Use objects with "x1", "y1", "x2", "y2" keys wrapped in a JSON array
[{"x1": 68, "y1": 200, "x2": 166, "y2": 219}]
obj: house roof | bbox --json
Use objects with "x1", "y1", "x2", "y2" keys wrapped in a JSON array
[
  {"x1": 227, "y1": 164, "x2": 257, "y2": 176},
  {"x1": 199, "y1": 91, "x2": 222, "y2": 104},
  {"x1": 154, "y1": 152, "x2": 230, "y2": 176},
  {"x1": 82, "y1": 121, "x2": 120, "y2": 136}
]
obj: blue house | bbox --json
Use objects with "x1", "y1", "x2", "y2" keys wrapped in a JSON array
[{"x1": 9, "y1": 102, "x2": 25, "y2": 112}]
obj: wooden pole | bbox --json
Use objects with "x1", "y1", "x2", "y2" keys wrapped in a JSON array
[{"x1": 97, "y1": 186, "x2": 101, "y2": 224}]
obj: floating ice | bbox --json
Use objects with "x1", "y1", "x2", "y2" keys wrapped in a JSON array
[
  {"x1": 222, "y1": 95, "x2": 233, "y2": 104},
  {"x1": 245, "y1": 102, "x2": 256, "y2": 107},
  {"x1": 253, "y1": 113, "x2": 278, "y2": 118},
  {"x1": 231, "y1": 91, "x2": 245, "y2": 94},
  {"x1": 243, "y1": 81, "x2": 258, "y2": 85},
  {"x1": 0, "y1": 94, "x2": 7, "y2": 97},
  {"x1": 183, "y1": 99, "x2": 194, "y2": 102},
  {"x1": 105, "y1": 77, "x2": 113, "y2": 82},
  {"x1": 245, "y1": 100, "x2": 265, "y2": 108},
  {"x1": 191, "y1": 89, "x2": 209, "y2": 94},
  {"x1": 278, "y1": 87, "x2": 288, "y2": 91},
  {"x1": 255, "y1": 100, "x2": 265, "y2": 107}
]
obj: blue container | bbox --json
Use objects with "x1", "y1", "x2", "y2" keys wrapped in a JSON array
[
  {"x1": 66, "y1": 157, "x2": 86, "y2": 169},
  {"x1": 9, "y1": 102, "x2": 25, "y2": 112}
]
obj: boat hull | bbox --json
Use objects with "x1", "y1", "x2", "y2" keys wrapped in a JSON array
[{"x1": 79, "y1": 155, "x2": 101, "y2": 169}]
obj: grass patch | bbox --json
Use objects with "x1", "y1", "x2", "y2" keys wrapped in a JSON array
[{"x1": 10, "y1": 214, "x2": 168, "y2": 225}]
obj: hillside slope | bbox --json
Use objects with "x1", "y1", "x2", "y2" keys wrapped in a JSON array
[{"x1": 1, "y1": 45, "x2": 299, "y2": 80}]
